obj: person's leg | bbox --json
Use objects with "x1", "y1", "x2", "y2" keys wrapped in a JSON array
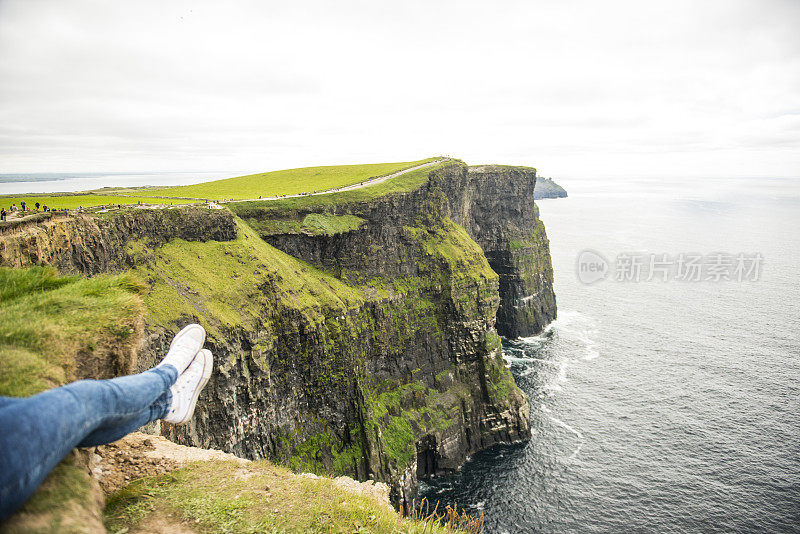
[
  {"x1": 77, "y1": 389, "x2": 172, "y2": 447},
  {"x1": 0, "y1": 396, "x2": 24, "y2": 410},
  {"x1": 80, "y1": 343, "x2": 211, "y2": 445},
  {"x1": 0, "y1": 366, "x2": 177, "y2": 520}
]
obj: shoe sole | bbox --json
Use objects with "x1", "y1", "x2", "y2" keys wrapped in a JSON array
[{"x1": 172, "y1": 349, "x2": 214, "y2": 426}]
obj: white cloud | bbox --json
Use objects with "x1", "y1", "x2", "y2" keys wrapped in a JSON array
[{"x1": 0, "y1": 0, "x2": 798, "y2": 178}]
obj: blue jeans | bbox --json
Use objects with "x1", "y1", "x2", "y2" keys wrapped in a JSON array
[{"x1": 0, "y1": 365, "x2": 178, "y2": 521}]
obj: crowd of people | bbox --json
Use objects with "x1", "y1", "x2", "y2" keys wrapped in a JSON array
[
  {"x1": 0, "y1": 201, "x2": 68, "y2": 222},
  {"x1": 0, "y1": 201, "x2": 132, "y2": 222}
]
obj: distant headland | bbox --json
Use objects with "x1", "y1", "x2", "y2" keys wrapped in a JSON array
[{"x1": 535, "y1": 177, "x2": 568, "y2": 199}]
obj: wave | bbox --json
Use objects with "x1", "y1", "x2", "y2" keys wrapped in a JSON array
[
  {"x1": 584, "y1": 349, "x2": 600, "y2": 361},
  {"x1": 504, "y1": 355, "x2": 562, "y2": 366}
]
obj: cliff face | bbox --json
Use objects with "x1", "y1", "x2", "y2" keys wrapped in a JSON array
[
  {"x1": 0, "y1": 161, "x2": 556, "y2": 512},
  {"x1": 0, "y1": 208, "x2": 236, "y2": 275},
  {"x1": 242, "y1": 163, "x2": 557, "y2": 339},
  {"x1": 435, "y1": 164, "x2": 557, "y2": 338}
]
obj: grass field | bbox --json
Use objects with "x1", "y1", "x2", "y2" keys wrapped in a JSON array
[
  {"x1": 231, "y1": 158, "x2": 457, "y2": 214},
  {"x1": 0, "y1": 194, "x2": 194, "y2": 210},
  {"x1": 0, "y1": 158, "x2": 441, "y2": 211},
  {"x1": 135, "y1": 158, "x2": 439, "y2": 201}
]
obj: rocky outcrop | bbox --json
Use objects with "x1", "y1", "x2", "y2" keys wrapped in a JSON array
[{"x1": 534, "y1": 176, "x2": 568, "y2": 199}]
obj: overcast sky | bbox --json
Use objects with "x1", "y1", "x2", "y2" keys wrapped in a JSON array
[{"x1": 0, "y1": 0, "x2": 798, "y2": 179}]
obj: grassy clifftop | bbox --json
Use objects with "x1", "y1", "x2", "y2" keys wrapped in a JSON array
[
  {"x1": 126, "y1": 217, "x2": 366, "y2": 333},
  {"x1": 0, "y1": 157, "x2": 439, "y2": 211},
  {"x1": 106, "y1": 456, "x2": 463, "y2": 534},
  {"x1": 232, "y1": 159, "x2": 456, "y2": 218},
  {"x1": 136, "y1": 158, "x2": 439, "y2": 201},
  {"x1": 0, "y1": 266, "x2": 145, "y2": 399},
  {"x1": 0, "y1": 194, "x2": 191, "y2": 211}
]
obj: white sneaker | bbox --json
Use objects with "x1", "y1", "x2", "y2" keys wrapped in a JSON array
[
  {"x1": 164, "y1": 349, "x2": 213, "y2": 425},
  {"x1": 156, "y1": 324, "x2": 206, "y2": 375}
]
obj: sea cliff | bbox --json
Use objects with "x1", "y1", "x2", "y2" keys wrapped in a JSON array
[{"x1": 0, "y1": 159, "x2": 557, "y2": 522}]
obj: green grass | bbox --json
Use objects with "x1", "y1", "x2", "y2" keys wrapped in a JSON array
[
  {"x1": 0, "y1": 194, "x2": 195, "y2": 210},
  {"x1": 244, "y1": 213, "x2": 365, "y2": 237},
  {"x1": 134, "y1": 158, "x2": 439, "y2": 201},
  {"x1": 232, "y1": 160, "x2": 456, "y2": 215},
  {"x1": 406, "y1": 218, "x2": 498, "y2": 283},
  {"x1": 363, "y1": 380, "x2": 463, "y2": 468},
  {"x1": 105, "y1": 460, "x2": 459, "y2": 534},
  {"x1": 0, "y1": 159, "x2": 444, "y2": 212},
  {"x1": 300, "y1": 213, "x2": 365, "y2": 235},
  {"x1": 0, "y1": 266, "x2": 146, "y2": 397},
  {"x1": 127, "y1": 217, "x2": 365, "y2": 332}
]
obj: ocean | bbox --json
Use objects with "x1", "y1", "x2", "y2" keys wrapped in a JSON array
[
  {"x1": 0, "y1": 172, "x2": 239, "y2": 195},
  {"x1": 419, "y1": 175, "x2": 800, "y2": 533}
]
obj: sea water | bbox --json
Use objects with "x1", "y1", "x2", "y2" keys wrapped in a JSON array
[
  {"x1": 419, "y1": 175, "x2": 800, "y2": 533},
  {"x1": 0, "y1": 171, "x2": 239, "y2": 195}
]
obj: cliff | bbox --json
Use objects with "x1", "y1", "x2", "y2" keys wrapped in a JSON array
[
  {"x1": 0, "y1": 207, "x2": 235, "y2": 274},
  {"x1": 235, "y1": 162, "x2": 557, "y2": 339},
  {"x1": 0, "y1": 159, "x2": 557, "y2": 522},
  {"x1": 439, "y1": 165, "x2": 557, "y2": 337},
  {"x1": 534, "y1": 177, "x2": 568, "y2": 199}
]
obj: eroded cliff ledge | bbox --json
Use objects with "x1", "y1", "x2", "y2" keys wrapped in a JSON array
[{"x1": 0, "y1": 160, "x2": 556, "y2": 512}]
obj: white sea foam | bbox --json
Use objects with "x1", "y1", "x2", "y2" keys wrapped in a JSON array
[
  {"x1": 584, "y1": 349, "x2": 600, "y2": 361},
  {"x1": 547, "y1": 309, "x2": 602, "y2": 362},
  {"x1": 556, "y1": 361, "x2": 568, "y2": 383},
  {"x1": 548, "y1": 415, "x2": 585, "y2": 460},
  {"x1": 504, "y1": 355, "x2": 563, "y2": 366},
  {"x1": 517, "y1": 366, "x2": 535, "y2": 377},
  {"x1": 518, "y1": 333, "x2": 549, "y2": 343}
]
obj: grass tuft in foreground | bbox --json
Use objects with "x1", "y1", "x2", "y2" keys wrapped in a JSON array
[
  {"x1": 0, "y1": 266, "x2": 146, "y2": 397},
  {"x1": 410, "y1": 498, "x2": 484, "y2": 534}
]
